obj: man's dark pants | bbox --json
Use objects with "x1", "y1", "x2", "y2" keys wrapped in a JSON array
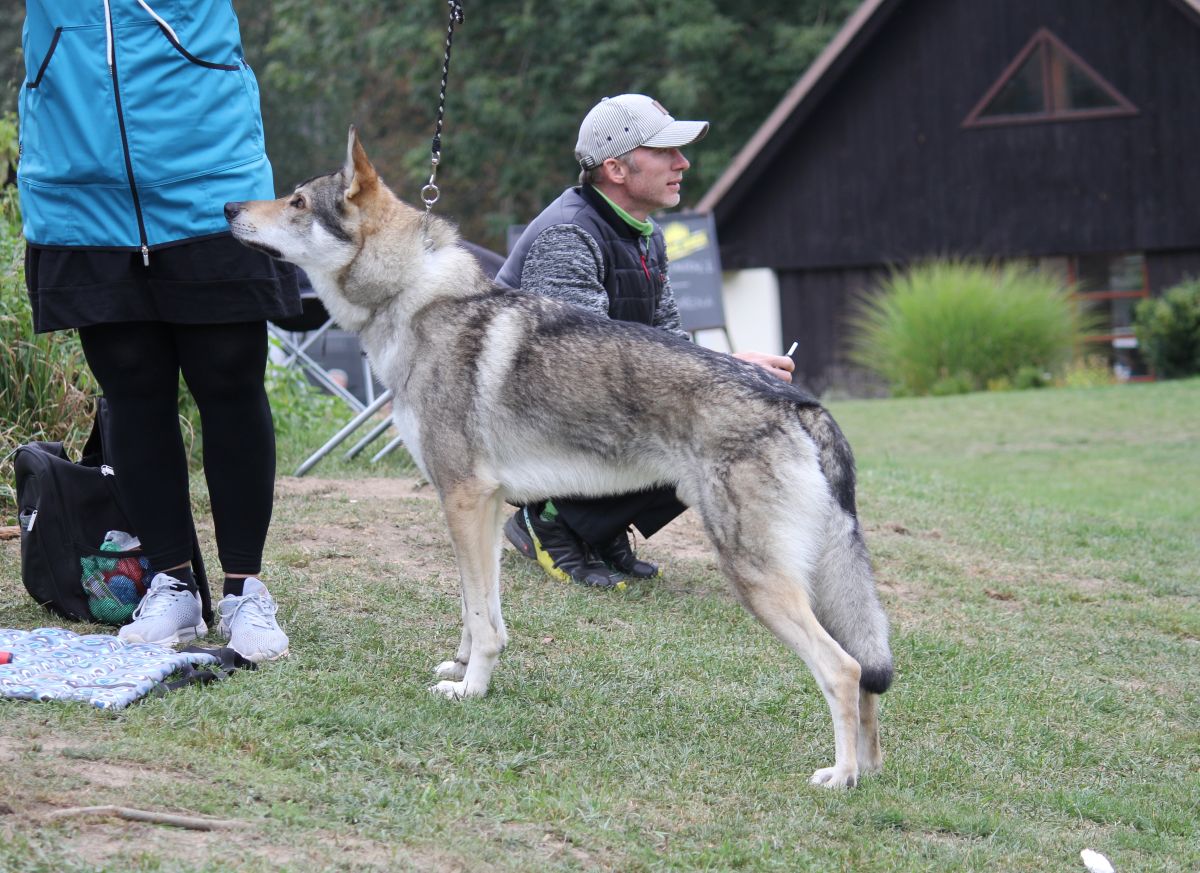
[{"x1": 549, "y1": 486, "x2": 686, "y2": 546}]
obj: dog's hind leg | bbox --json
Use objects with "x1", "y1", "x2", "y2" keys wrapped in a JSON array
[
  {"x1": 733, "y1": 567, "x2": 865, "y2": 788},
  {"x1": 857, "y1": 689, "x2": 883, "y2": 775},
  {"x1": 810, "y1": 509, "x2": 892, "y2": 776},
  {"x1": 708, "y1": 493, "x2": 865, "y2": 788},
  {"x1": 430, "y1": 479, "x2": 509, "y2": 699}
]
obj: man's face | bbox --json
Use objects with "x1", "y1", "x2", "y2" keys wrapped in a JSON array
[{"x1": 609, "y1": 146, "x2": 691, "y2": 217}]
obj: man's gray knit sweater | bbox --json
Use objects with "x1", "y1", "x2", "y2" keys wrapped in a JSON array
[
  {"x1": 519, "y1": 225, "x2": 687, "y2": 338},
  {"x1": 498, "y1": 186, "x2": 687, "y2": 339}
]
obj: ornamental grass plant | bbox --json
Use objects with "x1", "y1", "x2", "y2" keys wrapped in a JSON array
[{"x1": 849, "y1": 261, "x2": 1088, "y2": 396}]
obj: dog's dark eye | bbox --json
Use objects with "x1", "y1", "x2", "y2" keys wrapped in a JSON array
[{"x1": 290, "y1": 194, "x2": 307, "y2": 210}]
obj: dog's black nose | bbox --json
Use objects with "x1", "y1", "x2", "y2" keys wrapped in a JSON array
[{"x1": 224, "y1": 202, "x2": 241, "y2": 220}]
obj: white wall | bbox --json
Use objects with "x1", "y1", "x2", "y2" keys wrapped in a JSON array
[{"x1": 693, "y1": 268, "x2": 782, "y2": 355}]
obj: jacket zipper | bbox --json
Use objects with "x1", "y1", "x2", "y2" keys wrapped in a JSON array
[
  {"x1": 105, "y1": 1, "x2": 152, "y2": 265},
  {"x1": 639, "y1": 238, "x2": 652, "y2": 281}
]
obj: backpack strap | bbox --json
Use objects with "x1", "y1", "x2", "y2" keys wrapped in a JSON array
[
  {"x1": 80, "y1": 402, "x2": 105, "y2": 467},
  {"x1": 148, "y1": 646, "x2": 256, "y2": 696}
]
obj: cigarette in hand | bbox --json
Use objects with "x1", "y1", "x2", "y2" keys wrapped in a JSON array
[{"x1": 786, "y1": 341, "x2": 798, "y2": 358}]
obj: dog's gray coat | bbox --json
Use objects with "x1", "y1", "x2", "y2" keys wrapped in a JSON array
[{"x1": 227, "y1": 130, "x2": 894, "y2": 788}]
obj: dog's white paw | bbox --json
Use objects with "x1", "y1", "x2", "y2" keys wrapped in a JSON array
[
  {"x1": 428, "y1": 679, "x2": 487, "y2": 700},
  {"x1": 810, "y1": 766, "x2": 858, "y2": 789},
  {"x1": 434, "y1": 659, "x2": 467, "y2": 680}
]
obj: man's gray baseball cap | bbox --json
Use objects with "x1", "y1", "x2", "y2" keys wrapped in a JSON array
[{"x1": 575, "y1": 94, "x2": 709, "y2": 169}]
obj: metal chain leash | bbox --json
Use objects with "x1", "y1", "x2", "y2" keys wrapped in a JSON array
[{"x1": 421, "y1": 0, "x2": 465, "y2": 211}]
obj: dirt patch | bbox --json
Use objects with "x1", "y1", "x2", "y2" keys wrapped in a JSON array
[
  {"x1": 275, "y1": 475, "x2": 436, "y2": 503},
  {"x1": 3, "y1": 814, "x2": 457, "y2": 872}
]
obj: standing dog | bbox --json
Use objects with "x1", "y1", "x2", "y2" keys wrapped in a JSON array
[{"x1": 227, "y1": 129, "x2": 893, "y2": 788}]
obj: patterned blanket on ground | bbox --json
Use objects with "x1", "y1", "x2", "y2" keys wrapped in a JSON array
[{"x1": 0, "y1": 628, "x2": 217, "y2": 710}]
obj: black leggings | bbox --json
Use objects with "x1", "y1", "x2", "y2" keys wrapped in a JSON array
[{"x1": 78, "y1": 321, "x2": 275, "y2": 575}]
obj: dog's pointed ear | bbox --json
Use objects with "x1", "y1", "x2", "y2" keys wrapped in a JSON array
[{"x1": 344, "y1": 125, "x2": 379, "y2": 202}]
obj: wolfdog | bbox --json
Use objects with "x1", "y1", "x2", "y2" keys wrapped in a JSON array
[{"x1": 226, "y1": 129, "x2": 894, "y2": 788}]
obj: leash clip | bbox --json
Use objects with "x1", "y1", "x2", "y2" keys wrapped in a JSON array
[
  {"x1": 421, "y1": 2, "x2": 462, "y2": 211},
  {"x1": 422, "y1": 154, "x2": 441, "y2": 210}
]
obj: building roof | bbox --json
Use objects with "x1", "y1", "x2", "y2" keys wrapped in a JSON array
[{"x1": 697, "y1": 0, "x2": 1200, "y2": 218}]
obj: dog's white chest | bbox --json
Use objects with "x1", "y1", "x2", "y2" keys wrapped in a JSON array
[{"x1": 390, "y1": 403, "x2": 427, "y2": 477}]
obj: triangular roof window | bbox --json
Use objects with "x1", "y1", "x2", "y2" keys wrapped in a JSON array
[{"x1": 964, "y1": 28, "x2": 1137, "y2": 127}]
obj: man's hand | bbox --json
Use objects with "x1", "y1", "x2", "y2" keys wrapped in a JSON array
[{"x1": 732, "y1": 350, "x2": 795, "y2": 383}]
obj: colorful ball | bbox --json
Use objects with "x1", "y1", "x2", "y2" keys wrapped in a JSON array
[
  {"x1": 115, "y1": 557, "x2": 144, "y2": 583},
  {"x1": 103, "y1": 574, "x2": 139, "y2": 605}
]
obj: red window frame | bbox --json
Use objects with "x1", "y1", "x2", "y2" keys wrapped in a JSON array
[
  {"x1": 963, "y1": 28, "x2": 1138, "y2": 128},
  {"x1": 1067, "y1": 255, "x2": 1154, "y2": 381}
]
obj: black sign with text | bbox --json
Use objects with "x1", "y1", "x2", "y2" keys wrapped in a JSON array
[{"x1": 662, "y1": 212, "x2": 726, "y2": 332}]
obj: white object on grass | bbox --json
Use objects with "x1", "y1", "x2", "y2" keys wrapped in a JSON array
[{"x1": 1080, "y1": 849, "x2": 1115, "y2": 873}]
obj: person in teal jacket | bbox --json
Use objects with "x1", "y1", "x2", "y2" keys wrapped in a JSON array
[{"x1": 18, "y1": 0, "x2": 298, "y2": 662}]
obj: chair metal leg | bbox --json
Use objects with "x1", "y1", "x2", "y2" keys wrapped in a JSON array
[
  {"x1": 293, "y1": 390, "x2": 393, "y2": 476},
  {"x1": 370, "y1": 433, "x2": 408, "y2": 465},
  {"x1": 344, "y1": 418, "x2": 393, "y2": 460}
]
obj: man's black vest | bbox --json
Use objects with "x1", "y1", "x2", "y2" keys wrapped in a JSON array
[{"x1": 498, "y1": 185, "x2": 667, "y2": 326}]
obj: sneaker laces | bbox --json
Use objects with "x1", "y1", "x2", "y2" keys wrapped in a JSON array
[
  {"x1": 223, "y1": 590, "x2": 279, "y2": 631},
  {"x1": 131, "y1": 574, "x2": 191, "y2": 621}
]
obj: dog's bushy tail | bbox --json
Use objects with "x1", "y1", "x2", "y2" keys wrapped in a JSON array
[{"x1": 799, "y1": 407, "x2": 894, "y2": 694}]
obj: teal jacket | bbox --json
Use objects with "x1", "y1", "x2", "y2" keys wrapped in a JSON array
[{"x1": 18, "y1": 0, "x2": 276, "y2": 256}]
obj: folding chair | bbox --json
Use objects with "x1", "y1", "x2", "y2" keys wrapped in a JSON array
[
  {"x1": 268, "y1": 270, "x2": 376, "y2": 413},
  {"x1": 290, "y1": 243, "x2": 506, "y2": 476}
]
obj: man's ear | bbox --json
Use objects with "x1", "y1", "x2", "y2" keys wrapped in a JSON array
[
  {"x1": 600, "y1": 156, "x2": 630, "y2": 186},
  {"x1": 344, "y1": 125, "x2": 379, "y2": 202}
]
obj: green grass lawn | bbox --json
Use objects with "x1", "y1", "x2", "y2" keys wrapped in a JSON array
[{"x1": 1, "y1": 380, "x2": 1197, "y2": 871}]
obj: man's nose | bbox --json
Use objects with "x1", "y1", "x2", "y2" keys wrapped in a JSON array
[{"x1": 673, "y1": 149, "x2": 690, "y2": 170}]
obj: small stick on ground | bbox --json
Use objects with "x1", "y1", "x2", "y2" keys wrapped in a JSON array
[{"x1": 45, "y1": 805, "x2": 250, "y2": 831}]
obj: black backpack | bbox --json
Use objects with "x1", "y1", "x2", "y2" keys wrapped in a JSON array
[{"x1": 13, "y1": 401, "x2": 213, "y2": 626}]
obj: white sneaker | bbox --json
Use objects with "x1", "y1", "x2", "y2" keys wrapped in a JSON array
[
  {"x1": 217, "y1": 578, "x2": 289, "y2": 662},
  {"x1": 118, "y1": 573, "x2": 207, "y2": 647}
]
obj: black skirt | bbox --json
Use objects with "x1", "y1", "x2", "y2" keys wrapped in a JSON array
[{"x1": 25, "y1": 234, "x2": 302, "y2": 333}]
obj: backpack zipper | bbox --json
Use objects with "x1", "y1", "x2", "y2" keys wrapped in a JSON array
[{"x1": 104, "y1": 0, "x2": 152, "y2": 266}]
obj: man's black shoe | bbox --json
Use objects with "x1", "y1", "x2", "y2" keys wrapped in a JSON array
[
  {"x1": 595, "y1": 529, "x2": 661, "y2": 579},
  {"x1": 503, "y1": 508, "x2": 625, "y2": 589}
]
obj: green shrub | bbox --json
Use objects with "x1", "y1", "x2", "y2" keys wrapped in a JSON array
[
  {"x1": 1134, "y1": 279, "x2": 1200, "y2": 379},
  {"x1": 849, "y1": 261, "x2": 1088, "y2": 396},
  {"x1": 264, "y1": 343, "x2": 342, "y2": 440}
]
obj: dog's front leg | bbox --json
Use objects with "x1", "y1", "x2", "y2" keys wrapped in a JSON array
[
  {"x1": 433, "y1": 597, "x2": 472, "y2": 681},
  {"x1": 430, "y1": 480, "x2": 508, "y2": 699}
]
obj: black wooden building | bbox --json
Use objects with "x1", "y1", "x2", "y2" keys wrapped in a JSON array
[{"x1": 699, "y1": 0, "x2": 1200, "y2": 392}]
